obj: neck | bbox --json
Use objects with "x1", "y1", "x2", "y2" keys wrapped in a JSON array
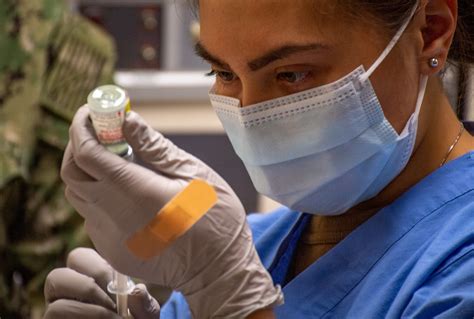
[{"x1": 349, "y1": 76, "x2": 474, "y2": 215}]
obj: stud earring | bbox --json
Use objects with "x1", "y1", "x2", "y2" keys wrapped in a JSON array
[{"x1": 429, "y1": 58, "x2": 439, "y2": 68}]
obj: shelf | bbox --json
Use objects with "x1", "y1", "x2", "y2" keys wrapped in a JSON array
[{"x1": 114, "y1": 70, "x2": 214, "y2": 103}]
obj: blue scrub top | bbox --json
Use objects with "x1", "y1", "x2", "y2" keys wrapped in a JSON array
[{"x1": 160, "y1": 152, "x2": 474, "y2": 318}]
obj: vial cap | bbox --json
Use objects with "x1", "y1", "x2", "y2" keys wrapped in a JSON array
[{"x1": 88, "y1": 85, "x2": 128, "y2": 111}]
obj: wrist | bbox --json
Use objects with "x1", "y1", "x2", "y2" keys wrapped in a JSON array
[
  {"x1": 247, "y1": 309, "x2": 277, "y2": 319},
  {"x1": 182, "y1": 247, "x2": 283, "y2": 318}
]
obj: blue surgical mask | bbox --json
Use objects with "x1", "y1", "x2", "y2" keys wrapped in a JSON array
[{"x1": 210, "y1": 4, "x2": 427, "y2": 216}]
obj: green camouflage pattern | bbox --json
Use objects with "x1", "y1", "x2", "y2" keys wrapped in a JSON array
[
  {"x1": 0, "y1": 1, "x2": 116, "y2": 317},
  {"x1": 0, "y1": 0, "x2": 60, "y2": 188}
]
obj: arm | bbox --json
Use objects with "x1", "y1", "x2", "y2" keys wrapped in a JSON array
[
  {"x1": 61, "y1": 108, "x2": 283, "y2": 318},
  {"x1": 248, "y1": 309, "x2": 276, "y2": 319}
]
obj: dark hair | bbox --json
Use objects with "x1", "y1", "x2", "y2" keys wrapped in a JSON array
[{"x1": 340, "y1": 0, "x2": 474, "y2": 65}]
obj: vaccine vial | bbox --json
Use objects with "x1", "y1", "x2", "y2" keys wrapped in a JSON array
[{"x1": 87, "y1": 85, "x2": 132, "y2": 157}]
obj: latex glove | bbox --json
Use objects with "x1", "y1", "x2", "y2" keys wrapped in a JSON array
[
  {"x1": 44, "y1": 248, "x2": 160, "y2": 319},
  {"x1": 60, "y1": 107, "x2": 283, "y2": 319}
]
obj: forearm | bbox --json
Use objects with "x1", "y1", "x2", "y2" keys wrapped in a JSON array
[{"x1": 247, "y1": 309, "x2": 276, "y2": 319}]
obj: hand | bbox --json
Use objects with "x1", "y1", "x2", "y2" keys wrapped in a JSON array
[
  {"x1": 44, "y1": 248, "x2": 160, "y2": 319},
  {"x1": 60, "y1": 107, "x2": 282, "y2": 318}
]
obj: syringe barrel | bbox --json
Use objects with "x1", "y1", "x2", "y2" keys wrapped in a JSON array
[{"x1": 116, "y1": 291, "x2": 129, "y2": 318}]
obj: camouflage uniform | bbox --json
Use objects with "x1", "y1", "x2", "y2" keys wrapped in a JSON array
[{"x1": 0, "y1": 1, "x2": 116, "y2": 317}]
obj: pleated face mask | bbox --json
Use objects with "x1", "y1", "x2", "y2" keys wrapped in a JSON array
[{"x1": 210, "y1": 4, "x2": 427, "y2": 215}]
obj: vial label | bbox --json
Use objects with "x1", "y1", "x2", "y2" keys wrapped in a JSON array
[{"x1": 90, "y1": 110, "x2": 126, "y2": 145}]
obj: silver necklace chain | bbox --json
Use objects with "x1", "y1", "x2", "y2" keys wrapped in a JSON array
[{"x1": 440, "y1": 123, "x2": 465, "y2": 167}]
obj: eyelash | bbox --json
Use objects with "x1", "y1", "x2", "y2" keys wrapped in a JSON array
[
  {"x1": 205, "y1": 70, "x2": 235, "y2": 81},
  {"x1": 205, "y1": 70, "x2": 217, "y2": 77},
  {"x1": 276, "y1": 71, "x2": 311, "y2": 84},
  {"x1": 205, "y1": 69, "x2": 312, "y2": 87}
]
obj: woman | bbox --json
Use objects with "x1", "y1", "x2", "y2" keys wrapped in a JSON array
[{"x1": 44, "y1": 0, "x2": 474, "y2": 318}]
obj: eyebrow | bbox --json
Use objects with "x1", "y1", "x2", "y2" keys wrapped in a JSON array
[
  {"x1": 194, "y1": 42, "x2": 329, "y2": 72},
  {"x1": 194, "y1": 42, "x2": 230, "y2": 70}
]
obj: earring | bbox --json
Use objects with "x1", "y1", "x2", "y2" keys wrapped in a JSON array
[{"x1": 429, "y1": 58, "x2": 439, "y2": 68}]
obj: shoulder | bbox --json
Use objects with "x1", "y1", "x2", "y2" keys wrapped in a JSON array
[
  {"x1": 398, "y1": 173, "x2": 474, "y2": 318},
  {"x1": 402, "y1": 245, "x2": 474, "y2": 318},
  {"x1": 389, "y1": 152, "x2": 474, "y2": 249}
]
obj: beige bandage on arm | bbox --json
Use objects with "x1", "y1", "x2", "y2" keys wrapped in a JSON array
[{"x1": 126, "y1": 180, "x2": 218, "y2": 260}]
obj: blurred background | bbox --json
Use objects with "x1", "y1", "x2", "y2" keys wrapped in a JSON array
[{"x1": 0, "y1": 0, "x2": 280, "y2": 318}]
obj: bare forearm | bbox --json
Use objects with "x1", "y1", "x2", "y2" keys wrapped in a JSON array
[{"x1": 247, "y1": 309, "x2": 276, "y2": 319}]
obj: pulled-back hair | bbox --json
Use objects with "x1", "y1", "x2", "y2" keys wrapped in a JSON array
[{"x1": 339, "y1": 0, "x2": 474, "y2": 65}]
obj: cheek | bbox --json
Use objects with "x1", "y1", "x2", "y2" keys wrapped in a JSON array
[{"x1": 370, "y1": 55, "x2": 421, "y2": 134}]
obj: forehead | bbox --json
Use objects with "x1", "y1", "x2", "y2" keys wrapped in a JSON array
[{"x1": 199, "y1": 0, "x2": 346, "y2": 52}]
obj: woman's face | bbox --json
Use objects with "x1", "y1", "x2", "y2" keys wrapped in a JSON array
[{"x1": 198, "y1": 0, "x2": 424, "y2": 133}]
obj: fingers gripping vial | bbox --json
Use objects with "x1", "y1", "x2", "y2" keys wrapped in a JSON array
[{"x1": 87, "y1": 84, "x2": 218, "y2": 260}]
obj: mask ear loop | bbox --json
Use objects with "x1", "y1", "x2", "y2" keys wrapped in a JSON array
[
  {"x1": 398, "y1": 75, "x2": 428, "y2": 138},
  {"x1": 358, "y1": 2, "x2": 420, "y2": 85}
]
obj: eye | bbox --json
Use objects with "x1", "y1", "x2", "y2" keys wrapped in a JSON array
[
  {"x1": 277, "y1": 71, "x2": 311, "y2": 84},
  {"x1": 205, "y1": 70, "x2": 237, "y2": 83}
]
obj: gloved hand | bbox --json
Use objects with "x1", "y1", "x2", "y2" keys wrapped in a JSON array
[
  {"x1": 44, "y1": 248, "x2": 160, "y2": 319},
  {"x1": 60, "y1": 106, "x2": 283, "y2": 318}
]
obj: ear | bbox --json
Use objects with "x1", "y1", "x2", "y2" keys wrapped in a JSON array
[{"x1": 419, "y1": 0, "x2": 457, "y2": 75}]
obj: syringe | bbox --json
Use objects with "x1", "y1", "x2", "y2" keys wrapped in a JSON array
[
  {"x1": 107, "y1": 270, "x2": 135, "y2": 318},
  {"x1": 87, "y1": 85, "x2": 135, "y2": 318}
]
